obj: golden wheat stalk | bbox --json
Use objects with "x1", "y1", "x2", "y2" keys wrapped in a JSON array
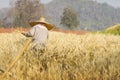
[
  {"x1": 0, "y1": 46, "x2": 7, "y2": 53},
  {"x1": 0, "y1": 38, "x2": 32, "y2": 79}
]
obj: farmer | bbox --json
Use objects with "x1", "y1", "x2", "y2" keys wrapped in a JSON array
[{"x1": 22, "y1": 17, "x2": 54, "y2": 52}]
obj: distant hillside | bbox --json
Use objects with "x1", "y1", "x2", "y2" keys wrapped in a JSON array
[
  {"x1": 45, "y1": 0, "x2": 120, "y2": 31},
  {"x1": 0, "y1": 8, "x2": 8, "y2": 20},
  {"x1": 97, "y1": 24, "x2": 120, "y2": 35},
  {"x1": 106, "y1": 24, "x2": 120, "y2": 31},
  {"x1": 0, "y1": 8, "x2": 13, "y2": 27},
  {"x1": 105, "y1": 24, "x2": 120, "y2": 35}
]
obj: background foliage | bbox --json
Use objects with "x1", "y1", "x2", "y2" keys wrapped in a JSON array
[
  {"x1": 0, "y1": 0, "x2": 120, "y2": 30},
  {"x1": 60, "y1": 7, "x2": 79, "y2": 29}
]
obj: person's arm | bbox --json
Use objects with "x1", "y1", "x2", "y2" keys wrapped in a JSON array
[{"x1": 22, "y1": 27, "x2": 36, "y2": 37}]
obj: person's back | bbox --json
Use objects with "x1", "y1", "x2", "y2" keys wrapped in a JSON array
[
  {"x1": 33, "y1": 24, "x2": 48, "y2": 45},
  {"x1": 23, "y1": 24, "x2": 48, "y2": 51}
]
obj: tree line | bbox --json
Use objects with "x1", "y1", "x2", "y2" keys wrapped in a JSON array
[
  {"x1": 44, "y1": 0, "x2": 120, "y2": 30},
  {"x1": 0, "y1": 0, "x2": 79, "y2": 29}
]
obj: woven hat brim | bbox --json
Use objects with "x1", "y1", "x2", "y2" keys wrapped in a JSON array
[{"x1": 29, "y1": 21, "x2": 54, "y2": 30}]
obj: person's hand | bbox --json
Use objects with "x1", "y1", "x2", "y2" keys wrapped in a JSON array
[{"x1": 21, "y1": 32, "x2": 26, "y2": 36}]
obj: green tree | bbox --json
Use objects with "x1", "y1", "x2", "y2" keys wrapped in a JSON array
[
  {"x1": 61, "y1": 7, "x2": 79, "y2": 29},
  {"x1": 10, "y1": 0, "x2": 44, "y2": 27}
]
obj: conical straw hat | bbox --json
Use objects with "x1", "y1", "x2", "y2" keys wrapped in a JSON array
[{"x1": 29, "y1": 17, "x2": 54, "y2": 30}]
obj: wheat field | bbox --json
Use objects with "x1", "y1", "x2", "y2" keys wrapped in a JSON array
[{"x1": 0, "y1": 31, "x2": 120, "y2": 80}]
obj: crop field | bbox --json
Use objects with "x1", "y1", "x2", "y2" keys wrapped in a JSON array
[{"x1": 0, "y1": 31, "x2": 120, "y2": 80}]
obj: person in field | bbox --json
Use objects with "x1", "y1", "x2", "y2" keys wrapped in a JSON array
[{"x1": 22, "y1": 17, "x2": 54, "y2": 52}]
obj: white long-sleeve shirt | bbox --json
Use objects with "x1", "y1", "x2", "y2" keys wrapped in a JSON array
[{"x1": 25, "y1": 24, "x2": 48, "y2": 45}]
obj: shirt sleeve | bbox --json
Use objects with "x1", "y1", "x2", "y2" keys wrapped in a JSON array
[{"x1": 24, "y1": 27, "x2": 36, "y2": 37}]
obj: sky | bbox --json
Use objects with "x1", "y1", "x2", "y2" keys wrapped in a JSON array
[{"x1": 0, "y1": 0, "x2": 120, "y2": 9}]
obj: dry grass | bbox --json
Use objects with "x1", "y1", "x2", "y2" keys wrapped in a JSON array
[{"x1": 0, "y1": 31, "x2": 120, "y2": 80}]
